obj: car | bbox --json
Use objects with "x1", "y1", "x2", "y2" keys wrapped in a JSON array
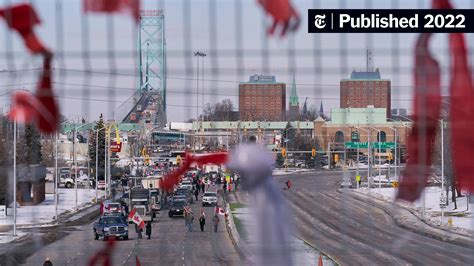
[
  {"x1": 103, "y1": 202, "x2": 123, "y2": 215},
  {"x1": 58, "y1": 173, "x2": 75, "y2": 188},
  {"x1": 172, "y1": 195, "x2": 187, "y2": 203},
  {"x1": 93, "y1": 215, "x2": 129, "y2": 241},
  {"x1": 97, "y1": 180, "x2": 106, "y2": 190},
  {"x1": 168, "y1": 200, "x2": 187, "y2": 217},
  {"x1": 180, "y1": 181, "x2": 193, "y2": 191},
  {"x1": 340, "y1": 178, "x2": 353, "y2": 188},
  {"x1": 175, "y1": 188, "x2": 193, "y2": 204},
  {"x1": 202, "y1": 192, "x2": 218, "y2": 207}
]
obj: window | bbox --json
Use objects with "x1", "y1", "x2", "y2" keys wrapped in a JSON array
[
  {"x1": 335, "y1": 131, "x2": 344, "y2": 143},
  {"x1": 377, "y1": 131, "x2": 387, "y2": 142}
]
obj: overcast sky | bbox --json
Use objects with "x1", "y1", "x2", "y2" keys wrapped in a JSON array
[{"x1": 0, "y1": 0, "x2": 473, "y2": 122}]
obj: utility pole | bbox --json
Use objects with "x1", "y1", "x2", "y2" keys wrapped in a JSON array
[
  {"x1": 55, "y1": 131, "x2": 59, "y2": 221},
  {"x1": 441, "y1": 119, "x2": 445, "y2": 225},
  {"x1": 13, "y1": 120, "x2": 17, "y2": 236},
  {"x1": 73, "y1": 128, "x2": 78, "y2": 210},
  {"x1": 368, "y1": 129, "x2": 371, "y2": 189},
  {"x1": 95, "y1": 128, "x2": 99, "y2": 201}
]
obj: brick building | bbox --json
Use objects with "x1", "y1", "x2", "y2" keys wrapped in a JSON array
[
  {"x1": 239, "y1": 74, "x2": 286, "y2": 121},
  {"x1": 340, "y1": 68, "x2": 391, "y2": 118}
]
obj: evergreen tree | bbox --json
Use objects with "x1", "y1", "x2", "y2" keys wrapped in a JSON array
[
  {"x1": 283, "y1": 122, "x2": 296, "y2": 150},
  {"x1": 89, "y1": 114, "x2": 106, "y2": 179},
  {"x1": 18, "y1": 125, "x2": 42, "y2": 165}
]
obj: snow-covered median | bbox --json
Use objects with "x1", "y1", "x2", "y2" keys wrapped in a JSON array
[
  {"x1": 358, "y1": 186, "x2": 474, "y2": 233},
  {"x1": 0, "y1": 187, "x2": 104, "y2": 227},
  {"x1": 273, "y1": 168, "x2": 313, "y2": 176}
]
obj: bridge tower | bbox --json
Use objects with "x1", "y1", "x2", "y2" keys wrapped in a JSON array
[{"x1": 137, "y1": 9, "x2": 167, "y2": 126}]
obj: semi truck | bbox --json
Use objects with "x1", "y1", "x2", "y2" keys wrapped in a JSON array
[{"x1": 128, "y1": 188, "x2": 153, "y2": 222}]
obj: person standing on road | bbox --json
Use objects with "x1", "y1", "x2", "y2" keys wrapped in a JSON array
[
  {"x1": 184, "y1": 207, "x2": 194, "y2": 232},
  {"x1": 145, "y1": 221, "x2": 152, "y2": 239},
  {"x1": 111, "y1": 186, "x2": 116, "y2": 200},
  {"x1": 201, "y1": 180, "x2": 205, "y2": 193},
  {"x1": 135, "y1": 223, "x2": 143, "y2": 239},
  {"x1": 43, "y1": 257, "x2": 53, "y2": 266},
  {"x1": 212, "y1": 214, "x2": 220, "y2": 232},
  {"x1": 199, "y1": 212, "x2": 206, "y2": 232},
  {"x1": 194, "y1": 187, "x2": 199, "y2": 201},
  {"x1": 195, "y1": 182, "x2": 200, "y2": 194}
]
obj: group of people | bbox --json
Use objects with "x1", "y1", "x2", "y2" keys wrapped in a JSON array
[
  {"x1": 184, "y1": 204, "x2": 221, "y2": 233},
  {"x1": 135, "y1": 221, "x2": 153, "y2": 240}
]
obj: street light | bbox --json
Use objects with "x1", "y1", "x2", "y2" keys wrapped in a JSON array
[
  {"x1": 194, "y1": 51, "x2": 206, "y2": 152},
  {"x1": 73, "y1": 122, "x2": 94, "y2": 210},
  {"x1": 369, "y1": 127, "x2": 382, "y2": 192}
]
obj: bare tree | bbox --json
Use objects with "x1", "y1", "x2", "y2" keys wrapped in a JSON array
[{"x1": 201, "y1": 99, "x2": 237, "y2": 121}]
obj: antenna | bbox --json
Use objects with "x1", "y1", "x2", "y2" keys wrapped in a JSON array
[{"x1": 366, "y1": 49, "x2": 373, "y2": 72}]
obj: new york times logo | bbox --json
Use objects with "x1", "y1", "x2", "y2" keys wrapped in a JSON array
[
  {"x1": 308, "y1": 9, "x2": 474, "y2": 33},
  {"x1": 314, "y1": 14, "x2": 326, "y2": 29}
]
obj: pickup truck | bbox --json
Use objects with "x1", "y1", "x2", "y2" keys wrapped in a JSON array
[
  {"x1": 93, "y1": 215, "x2": 129, "y2": 241},
  {"x1": 58, "y1": 173, "x2": 75, "y2": 188}
]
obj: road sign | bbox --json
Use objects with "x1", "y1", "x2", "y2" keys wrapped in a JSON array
[
  {"x1": 371, "y1": 142, "x2": 396, "y2": 149},
  {"x1": 345, "y1": 142, "x2": 396, "y2": 149},
  {"x1": 345, "y1": 142, "x2": 368, "y2": 149},
  {"x1": 440, "y1": 192, "x2": 447, "y2": 209}
]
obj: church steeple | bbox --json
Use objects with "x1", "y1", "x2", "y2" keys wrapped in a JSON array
[
  {"x1": 289, "y1": 75, "x2": 299, "y2": 107},
  {"x1": 288, "y1": 75, "x2": 300, "y2": 121}
]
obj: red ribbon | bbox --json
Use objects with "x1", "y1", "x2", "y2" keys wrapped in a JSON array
[
  {"x1": 83, "y1": 0, "x2": 140, "y2": 23},
  {"x1": 449, "y1": 33, "x2": 474, "y2": 191},
  {"x1": 88, "y1": 239, "x2": 116, "y2": 266},
  {"x1": 160, "y1": 152, "x2": 228, "y2": 190},
  {"x1": 398, "y1": 0, "x2": 474, "y2": 200},
  {"x1": 0, "y1": 3, "x2": 50, "y2": 55},
  {"x1": 396, "y1": 32, "x2": 441, "y2": 202},
  {"x1": 1, "y1": 4, "x2": 59, "y2": 134},
  {"x1": 257, "y1": 0, "x2": 300, "y2": 36}
]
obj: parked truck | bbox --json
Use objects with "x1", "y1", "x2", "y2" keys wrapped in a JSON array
[
  {"x1": 128, "y1": 188, "x2": 153, "y2": 222},
  {"x1": 142, "y1": 176, "x2": 162, "y2": 216}
]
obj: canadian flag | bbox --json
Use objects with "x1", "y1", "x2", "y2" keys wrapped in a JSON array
[
  {"x1": 128, "y1": 208, "x2": 145, "y2": 229},
  {"x1": 215, "y1": 207, "x2": 227, "y2": 216}
]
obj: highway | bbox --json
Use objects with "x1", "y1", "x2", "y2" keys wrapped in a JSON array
[
  {"x1": 279, "y1": 171, "x2": 474, "y2": 265},
  {"x1": 24, "y1": 193, "x2": 243, "y2": 266}
]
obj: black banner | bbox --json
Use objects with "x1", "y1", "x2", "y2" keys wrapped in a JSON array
[{"x1": 308, "y1": 9, "x2": 474, "y2": 33}]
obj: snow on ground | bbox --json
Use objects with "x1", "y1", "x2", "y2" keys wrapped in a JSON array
[
  {"x1": 0, "y1": 187, "x2": 104, "y2": 227},
  {"x1": 232, "y1": 206, "x2": 335, "y2": 265},
  {"x1": 273, "y1": 168, "x2": 312, "y2": 176},
  {"x1": 358, "y1": 186, "x2": 474, "y2": 232},
  {"x1": 0, "y1": 231, "x2": 27, "y2": 244}
]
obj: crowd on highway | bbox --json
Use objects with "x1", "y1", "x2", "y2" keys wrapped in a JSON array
[{"x1": 91, "y1": 166, "x2": 234, "y2": 243}]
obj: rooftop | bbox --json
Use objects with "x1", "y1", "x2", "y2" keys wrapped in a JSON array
[
  {"x1": 242, "y1": 74, "x2": 277, "y2": 84},
  {"x1": 348, "y1": 68, "x2": 382, "y2": 80}
]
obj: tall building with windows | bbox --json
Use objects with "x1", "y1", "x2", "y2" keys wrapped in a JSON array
[
  {"x1": 239, "y1": 74, "x2": 286, "y2": 121},
  {"x1": 340, "y1": 68, "x2": 391, "y2": 118}
]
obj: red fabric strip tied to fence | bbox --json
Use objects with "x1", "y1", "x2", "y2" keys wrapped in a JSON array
[
  {"x1": 83, "y1": 0, "x2": 140, "y2": 23},
  {"x1": 449, "y1": 32, "x2": 474, "y2": 192},
  {"x1": 396, "y1": 32, "x2": 441, "y2": 202}
]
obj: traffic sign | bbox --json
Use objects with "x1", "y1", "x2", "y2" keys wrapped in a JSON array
[
  {"x1": 371, "y1": 142, "x2": 396, "y2": 149},
  {"x1": 345, "y1": 142, "x2": 368, "y2": 149},
  {"x1": 345, "y1": 142, "x2": 396, "y2": 149}
]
